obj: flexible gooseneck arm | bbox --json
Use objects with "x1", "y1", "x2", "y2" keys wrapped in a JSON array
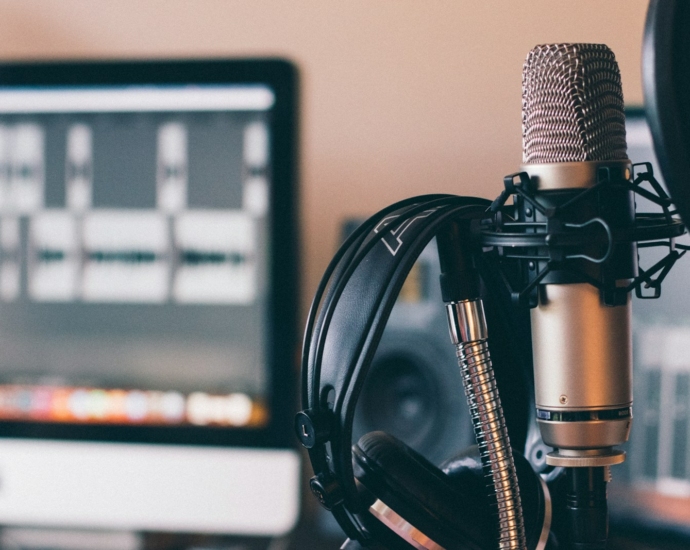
[{"x1": 437, "y1": 220, "x2": 527, "y2": 550}]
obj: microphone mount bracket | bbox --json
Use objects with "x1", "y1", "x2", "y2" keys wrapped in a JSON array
[{"x1": 479, "y1": 163, "x2": 687, "y2": 307}]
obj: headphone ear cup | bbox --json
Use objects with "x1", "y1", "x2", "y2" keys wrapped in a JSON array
[{"x1": 353, "y1": 431, "x2": 495, "y2": 550}]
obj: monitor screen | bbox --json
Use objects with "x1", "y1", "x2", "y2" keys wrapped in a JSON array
[{"x1": 0, "y1": 60, "x2": 299, "y2": 535}]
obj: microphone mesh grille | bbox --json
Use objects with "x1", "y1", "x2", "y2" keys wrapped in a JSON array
[{"x1": 522, "y1": 43, "x2": 628, "y2": 164}]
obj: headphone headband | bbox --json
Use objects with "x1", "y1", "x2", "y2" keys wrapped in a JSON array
[{"x1": 297, "y1": 195, "x2": 491, "y2": 540}]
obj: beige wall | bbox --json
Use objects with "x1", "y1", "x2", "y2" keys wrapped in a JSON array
[{"x1": 0, "y1": 0, "x2": 650, "y2": 314}]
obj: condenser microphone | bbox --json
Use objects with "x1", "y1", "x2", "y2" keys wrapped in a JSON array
[
  {"x1": 521, "y1": 43, "x2": 634, "y2": 549},
  {"x1": 522, "y1": 43, "x2": 633, "y2": 465}
]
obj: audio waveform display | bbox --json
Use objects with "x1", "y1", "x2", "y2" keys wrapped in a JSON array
[
  {"x1": 0, "y1": 119, "x2": 269, "y2": 305},
  {"x1": 87, "y1": 251, "x2": 159, "y2": 263},
  {"x1": 24, "y1": 211, "x2": 257, "y2": 304},
  {"x1": 36, "y1": 249, "x2": 250, "y2": 266},
  {"x1": 180, "y1": 250, "x2": 248, "y2": 266},
  {"x1": 36, "y1": 249, "x2": 65, "y2": 262}
]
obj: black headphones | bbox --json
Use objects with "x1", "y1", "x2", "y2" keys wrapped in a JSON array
[{"x1": 296, "y1": 194, "x2": 551, "y2": 549}]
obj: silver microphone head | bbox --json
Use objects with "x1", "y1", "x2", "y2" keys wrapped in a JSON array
[{"x1": 522, "y1": 43, "x2": 628, "y2": 164}]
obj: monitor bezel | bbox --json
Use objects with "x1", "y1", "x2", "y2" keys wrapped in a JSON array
[{"x1": 0, "y1": 58, "x2": 299, "y2": 449}]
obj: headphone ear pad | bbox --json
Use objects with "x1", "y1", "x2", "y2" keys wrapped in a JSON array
[{"x1": 353, "y1": 431, "x2": 495, "y2": 550}]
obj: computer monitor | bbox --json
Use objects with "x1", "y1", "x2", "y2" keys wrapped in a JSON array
[{"x1": 0, "y1": 59, "x2": 300, "y2": 535}]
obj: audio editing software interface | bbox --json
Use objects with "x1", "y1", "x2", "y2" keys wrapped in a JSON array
[{"x1": 0, "y1": 86, "x2": 274, "y2": 430}]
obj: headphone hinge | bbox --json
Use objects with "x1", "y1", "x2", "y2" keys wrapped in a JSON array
[
  {"x1": 309, "y1": 473, "x2": 344, "y2": 511},
  {"x1": 295, "y1": 408, "x2": 332, "y2": 449}
]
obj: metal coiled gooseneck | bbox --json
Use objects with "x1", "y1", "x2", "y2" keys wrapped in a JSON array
[{"x1": 446, "y1": 299, "x2": 526, "y2": 550}]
